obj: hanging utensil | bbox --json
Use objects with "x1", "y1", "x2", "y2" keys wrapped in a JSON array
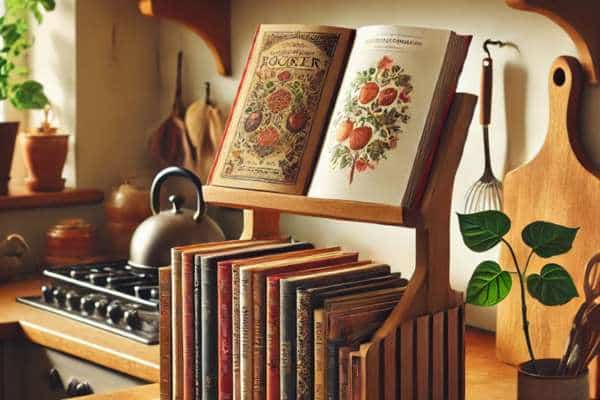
[
  {"x1": 464, "y1": 39, "x2": 505, "y2": 212},
  {"x1": 148, "y1": 51, "x2": 195, "y2": 168},
  {"x1": 184, "y1": 81, "x2": 225, "y2": 182}
]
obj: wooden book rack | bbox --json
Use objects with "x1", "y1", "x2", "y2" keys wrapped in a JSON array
[{"x1": 169, "y1": 92, "x2": 476, "y2": 400}]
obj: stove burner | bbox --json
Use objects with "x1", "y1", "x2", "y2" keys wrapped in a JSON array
[{"x1": 17, "y1": 260, "x2": 159, "y2": 344}]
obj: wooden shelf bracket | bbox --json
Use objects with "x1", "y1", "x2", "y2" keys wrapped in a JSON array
[
  {"x1": 507, "y1": 0, "x2": 600, "y2": 84},
  {"x1": 137, "y1": 0, "x2": 231, "y2": 76}
]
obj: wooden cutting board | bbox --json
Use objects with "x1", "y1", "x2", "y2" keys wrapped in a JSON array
[{"x1": 496, "y1": 56, "x2": 599, "y2": 396}]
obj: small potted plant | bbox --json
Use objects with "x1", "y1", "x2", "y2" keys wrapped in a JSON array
[
  {"x1": 457, "y1": 211, "x2": 589, "y2": 400},
  {"x1": 0, "y1": 0, "x2": 56, "y2": 193}
]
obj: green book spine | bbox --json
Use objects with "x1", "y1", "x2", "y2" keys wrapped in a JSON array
[
  {"x1": 201, "y1": 259, "x2": 219, "y2": 400},
  {"x1": 280, "y1": 280, "x2": 298, "y2": 400}
]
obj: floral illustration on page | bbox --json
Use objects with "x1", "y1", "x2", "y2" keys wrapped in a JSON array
[{"x1": 329, "y1": 55, "x2": 412, "y2": 183}]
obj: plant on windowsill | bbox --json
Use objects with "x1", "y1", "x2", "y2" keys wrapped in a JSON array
[
  {"x1": 457, "y1": 211, "x2": 589, "y2": 400},
  {"x1": 0, "y1": 0, "x2": 57, "y2": 194}
]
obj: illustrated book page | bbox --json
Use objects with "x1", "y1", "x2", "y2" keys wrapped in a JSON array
[{"x1": 308, "y1": 25, "x2": 470, "y2": 207}]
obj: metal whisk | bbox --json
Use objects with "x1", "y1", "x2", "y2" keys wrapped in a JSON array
[{"x1": 464, "y1": 40, "x2": 504, "y2": 213}]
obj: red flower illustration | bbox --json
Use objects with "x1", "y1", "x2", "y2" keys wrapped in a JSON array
[
  {"x1": 399, "y1": 89, "x2": 411, "y2": 103},
  {"x1": 257, "y1": 127, "x2": 280, "y2": 147},
  {"x1": 277, "y1": 70, "x2": 291, "y2": 81},
  {"x1": 388, "y1": 137, "x2": 398, "y2": 149},
  {"x1": 267, "y1": 89, "x2": 292, "y2": 113},
  {"x1": 355, "y1": 159, "x2": 371, "y2": 172},
  {"x1": 377, "y1": 55, "x2": 394, "y2": 71}
]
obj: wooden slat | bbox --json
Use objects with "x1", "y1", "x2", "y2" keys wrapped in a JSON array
[
  {"x1": 416, "y1": 315, "x2": 431, "y2": 400},
  {"x1": 432, "y1": 311, "x2": 445, "y2": 400},
  {"x1": 0, "y1": 186, "x2": 104, "y2": 211},
  {"x1": 447, "y1": 307, "x2": 460, "y2": 400},
  {"x1": 400, "y1": 321, "x2": 414, "y2": 400},
  {"x1": 204, "y1": 185, "x2": 416, "y2": 227},
  {"x1": 383, "y1": 331, "x2": 397, "y2": 400}
]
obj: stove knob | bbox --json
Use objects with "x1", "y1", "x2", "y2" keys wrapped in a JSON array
[
  {"x1": 53, "y1": 287, "x2": 66, "y2": 306},
  {"x1": 123, "y1": 309, "x2": 140, "y2": 330},
  {"x1": 107, "y1": 301, "x2": 123, "y2": 324},
  {"x1": 41, "y1": 285, "x2": 54, "y2": 303},
  {"x1": 94, "y1": 298, "x2": 109, "y2": 317},
  {"x1": 80, "y1": 295, "x2": 96, "y2": 315},
  {"x1": 66, "y1": 291, "x2": 81, "y2": 311}
]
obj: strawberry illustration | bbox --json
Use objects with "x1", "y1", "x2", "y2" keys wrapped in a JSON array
[
  {"x1": 358, "y1": 82, "x2": 379, "y2": 104},
  {"x1": 349, "y1": 126, "x2": 372, "y2": 150}
]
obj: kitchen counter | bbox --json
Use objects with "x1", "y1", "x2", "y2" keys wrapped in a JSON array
[{"x1": 0, "y1": 277, "x2": 522, "y2": 400}]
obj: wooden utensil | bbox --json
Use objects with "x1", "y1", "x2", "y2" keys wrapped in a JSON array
[
  {"x1": 148, "y1": 51, "x2": 195, "y2": 167},
  {"x1": 496, "y1": 56, "x2": 600, "y2": 397}
]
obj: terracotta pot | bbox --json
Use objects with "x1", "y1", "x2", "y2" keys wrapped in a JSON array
[
  {"x1": 21, "y1": 133, "x2": 69, "y2": 192},
  {"x1": 46, "y1": 218, "x2": 98, "y2": 261},
  {"x1": 0, "y1": 122, "x2": 19, "y2": 195},
  {"x1": 518, "y1": 359, "x2": 589, "y2": 400}
]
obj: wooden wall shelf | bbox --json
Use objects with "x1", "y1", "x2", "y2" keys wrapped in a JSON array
[
  {"x1": 137, "y1": 0, "x2": 231, "y2": 76},
  {"x1": 0, "y1": 186, "x2": 104, "y2": 211},
  {"x1": 507, "y1": 0, "x2": 600, "y2": 84}
]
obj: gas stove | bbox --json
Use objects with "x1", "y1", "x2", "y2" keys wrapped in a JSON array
[{"x1": 17, "y1": 261, "x2": 160, "y2": 344}]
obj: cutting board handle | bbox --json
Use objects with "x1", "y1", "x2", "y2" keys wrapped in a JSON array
[{"x1": 547, "y1": 56, "x2": 584, "y2": 156}]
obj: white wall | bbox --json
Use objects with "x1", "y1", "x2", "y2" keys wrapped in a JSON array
[{"x1": 156, "y1": 0, "x2": 600, "y2": 330}]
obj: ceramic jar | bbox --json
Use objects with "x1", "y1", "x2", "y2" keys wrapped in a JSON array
[{"x1": 518, "y1": 359, "x2": 589, "y2": 400}]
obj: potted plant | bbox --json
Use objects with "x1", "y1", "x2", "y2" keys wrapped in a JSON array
[
  {"x1": 0, "y1": 0, "x2": 56, "y2": 193},
  {"x1": 457, "y1": 211, "x2": 589, "y2": 400}
]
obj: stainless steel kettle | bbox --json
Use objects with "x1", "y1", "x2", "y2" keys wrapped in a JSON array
[{"x1": 129, "y1": 166, "x2": 225, "y2": 269}]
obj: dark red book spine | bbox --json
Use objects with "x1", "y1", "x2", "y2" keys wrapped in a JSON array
[
  {"x1": 266, "y1": 276, "x2": 281, "y2": 400},
  {"x1": 218, "y1": 261, "x2": 234, "y2": 400},
  {"x1": 182, "y1": 253, "x2": 195, "y2": 400}
]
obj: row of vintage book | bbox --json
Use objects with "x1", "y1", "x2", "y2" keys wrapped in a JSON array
[{"x1": 160, "y1": 238, "x2": 408, "y2": 400}]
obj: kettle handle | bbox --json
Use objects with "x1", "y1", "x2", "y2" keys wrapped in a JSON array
[{"x1": 150, "y1": 166, "x2": 206, "y2": 222}]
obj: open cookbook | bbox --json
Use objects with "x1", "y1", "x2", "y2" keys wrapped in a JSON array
[{"x1": 209, "y1": 24, "x2": 471, "y2": 208}]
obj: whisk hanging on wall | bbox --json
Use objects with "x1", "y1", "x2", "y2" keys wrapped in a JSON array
[{"x1": 464, "y1": 39, "x2": 505, "y2": 212}]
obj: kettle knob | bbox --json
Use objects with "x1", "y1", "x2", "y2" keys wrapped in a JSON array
[
  {"x1": 150, "y1": 166, "x2": 206, "y2": 222},
  {"x1": 169, "y1": 195, "x2": 184, "y2": 213}
]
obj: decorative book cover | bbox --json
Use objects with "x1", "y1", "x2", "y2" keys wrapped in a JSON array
[
  {"x1": 308, "y1": 25, "x2": 470, "y2": 208},
  {"x1": 265, "y1": 261, "x2": 370, "y2": 400},
  {"x1": 216, "y1": 243, "x2": 317, "y2": 400},
  {"x1": 159, "y1": 267, "x2": 172, "y2": 400},
  {"x1": 238, "y1": 250, "x2": 360, "y2": 400},
  {"x1": 210, "y1": 25, "x2": 354, "y2": 194},
  {"x1": 295, "y1": 274, "x2": 405, "y2": 400},
  {"x1": 199, "y1": 241, "x2": 329, "y2": 400},
  {"x1": 178, "y1": 240, "x2": 271, "y2": 400},
  {"x1": 279, "y1": 264, "x2": 391, "y2": 400}
]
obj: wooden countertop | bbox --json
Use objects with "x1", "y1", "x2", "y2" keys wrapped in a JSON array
[
  {"x1": 0, "y1": 277, "x2": 159, "y2": 384},
  {"x1": 0, "y1": 277, "x2": 520, "y2": 399}
]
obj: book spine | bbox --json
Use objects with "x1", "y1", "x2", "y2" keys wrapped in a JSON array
[
  {"x1": 218, "y1": 263, "x2": 233, "y2": 400},
  {"x1": 296, "y1": 291, "x2": 313, "y2": 400},
  {"x1": 326, "y1": 342, "x2": 340, "y2": 400},
  {"x1": 182, "y1": 255, "x2": 196, "y2": 400},
  {"x1": 280, "y1": 281, "x2": 297, "y2": 400},
  {"x1": 337, "y1": 347, "x2": 353, "y2": 400},
  {"x1": 252, "y1": 275, "x2": 267, "y2": 400},
  {"x1": 160, "y1": 267, "x2": 172, "y2": 400},
  {"x1": 193, "y1": 259, "x2": 202, "y2": 400},
  {"x1": 266, "y1": 278, "x2": 280, "y2": 400},
  {"x1": 313, "y1": 309, "x2": 326, "y2": 400},
  {"x1": 239, "y1": 269, "x2": 253, "y2": 400},
  {"x1": 172, "y1": 250, "x2": 183, "y2": 400},
  {"x1": 232, "y1": 267, "x2": 241, "y2": 400},
  {"x1": 201, "y1": 260, "x2": 219, "y2": 400},
  {"x1": 349, "y1": 354, "x2": 361, "y2": 400}
]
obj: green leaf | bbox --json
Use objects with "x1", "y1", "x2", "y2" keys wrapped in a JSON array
[
  {"x1": 527, "y1": 263, "x2": 578, "y2": 306},
  {"x1": 10, "y1": 79, "x2": 48, "y2": 109},
  {"x1": 466, "y1": 261, "x2": 512, "y2": 306},
  {"x1": 457, "y1": 211, "x2": 511, "y2": 252},
  {"x1": 521, "y1": 221, "x2": 579, "y2": 258}
]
